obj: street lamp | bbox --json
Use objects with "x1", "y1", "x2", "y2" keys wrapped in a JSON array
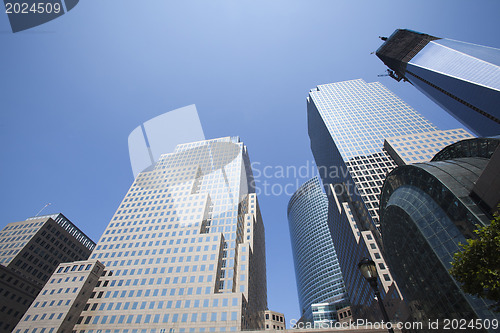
[{"x1": 358, "y1": 258, "x2": 395, "y2": 333}]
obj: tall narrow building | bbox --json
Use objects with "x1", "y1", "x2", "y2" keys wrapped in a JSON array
[
  {"x1": 40, "y1": 136, "x2": 266, "y2": 333},
  {"x1": 0, "y1": 214, "x2": 95, "y2": 333},
  {"x1": 376, "y1": 29, "x2": 500, "y2": 136},
  {"x1": 287, "y1": 177, "x2": 349, "y2": 324},
  {"x1": 306, "y1": 79, "x2": 467, "y2": 321}
]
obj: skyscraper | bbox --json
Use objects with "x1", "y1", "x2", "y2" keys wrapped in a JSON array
[
  {"x1": 308, "y1": 79, "x2": 438, "y2": 229},
  {"x1": 376, "y1": 29, "x2": 500, "y2": 137},
  {"x1": 0, "y1": 214, "x2": 95, "y2": 333},
  {"x1": 21, "y1": 136, "x2": 267, "y2": 333},
  {"x1": 307, "y1": 78, "x2": 451, "y2": 321},
  {"x1": 287, "y1": 177, "x2": 349, "y2": 323}
]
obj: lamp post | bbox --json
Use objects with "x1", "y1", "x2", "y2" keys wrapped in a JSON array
[{"x1": 358, "y1": 258, "x2": 395, "y2": 333}]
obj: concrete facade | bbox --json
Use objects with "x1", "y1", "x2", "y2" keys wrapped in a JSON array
[
  {"x1": 264, "y1": 310, "x2": 285, "y2": 330},
  {"x1": 384, "y1": 128, "x2": 474, "y2": 166},
  {"x1": 14, "y1": 260, "x2": 104, "y2": 333}
]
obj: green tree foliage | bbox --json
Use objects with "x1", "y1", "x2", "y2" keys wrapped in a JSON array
[{"x1": 450, "y1": 206, "x2": 500, "y2": 312}]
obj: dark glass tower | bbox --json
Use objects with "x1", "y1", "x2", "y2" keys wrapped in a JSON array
[{"x1": 376, "y1": 29, "x2": 500, "y2": 137}]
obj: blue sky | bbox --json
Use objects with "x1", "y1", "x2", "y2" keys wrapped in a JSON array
[{"x1": 1, "y1": 0, "x2": 499, "y2": 324}]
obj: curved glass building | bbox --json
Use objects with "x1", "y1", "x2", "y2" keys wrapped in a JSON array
[
  {"x1": 287, "y1": 177, "x2": 348, "y2": 322},
  {"x1": 380, "y1": 137, "x2": 500, "y2": 330}
]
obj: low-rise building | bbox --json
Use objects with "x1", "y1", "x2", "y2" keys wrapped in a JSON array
[{"x1": 14, "y1": 260, "x2": 104, "y2": 333}]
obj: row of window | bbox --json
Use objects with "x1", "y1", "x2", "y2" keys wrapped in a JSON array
[
  {"x1": 89, "y1": 283, "x2": 227, "y2": 298},
  {"x1": 94, "y1": 241, "x2": 235, "y2": 260},
  {"x1": 21, "y1": 327, "x2": 239, "y2": 333},
  {"x1": 24, "y1": 312, "x2": 64, "y2": 322},
  {"x1": 77, "y1": 311, "x2": 239, "y2": 326},
  {"x1": 0, "y1": 232, "x2": 35, "y2": 244},
  {"x1": 97, "y1": 243, "x2": 220, "y2": 255},
  {"x1": 34, "y1": 298, "x2": 73, "y2": 308},
  {"x1": 0, "y1": 221, "x2": 43, "y2": 232},
  {"x1": 40, "y1": 287, "x2": 79, "y2": 296},
  {"x1": 113, "y1": 202, "x2": 236, "y2": 219},
  {"x1": 56, "y1": 263, "x2": 92, "y2": 274},
  {"x1": 108, "y1": 215, "x2": 235, "y2": 230},
  {"x1": 91, "y1": 254, "x2": 227, "y2": 269},
  {"x1": 265, "y1": 313, "x2": 284, "y2": 322},
  {"x1": 97, "y1": 233, "x2": 220, "y2": 249},
  {"x1": 85, "y1": 297, "x2": 239, "y2": 312}
]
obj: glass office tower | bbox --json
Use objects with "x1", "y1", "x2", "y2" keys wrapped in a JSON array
[
  {"x1": 287, "y1": 177, "x2": 349, "y2": 323},
  {"x1": 63, "y1": 136, "x2": 267, "y2": 333},
  {"x1": 308, "y1": 79, "x2": 437, "y2": 228},
  {"x1": 307, "y1": 78, "x2": 446, "y2": 321},
  {"x1": 376, "y1": 29, "x2": 500, "y2": 136}
]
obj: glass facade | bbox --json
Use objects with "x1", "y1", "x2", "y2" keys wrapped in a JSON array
[
  {"x1": 307, "y1": 79, "x2": 430, "y2": 321},
  {"x1": 308, "y1": 78, "x2": 437, "y2": 226},
  {"x1": 308, "y1": 79, "x2": 438, "y2": 160},
  {"x1": 377, "y1": 29, "x2": 500, "y2": 136},
  {"x1": 311, "y1": 302, "x2": 349, "y2": 324},
  {"x1": 432, "y1": 136, "x2": 500, "y2": 162},
  {"x1": 380, "y1": 142, "x2": 500, "y2": 329},
  {"x1": 287, "y1": 177, "x2": 348, "y2": 322}
]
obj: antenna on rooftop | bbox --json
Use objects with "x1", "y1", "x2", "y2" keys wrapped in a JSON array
[
  {"x1": 35, "y1": 203, "x2": 52, "y2": 217},
  {"x1": 378, "y1": 69, "x2": 405, "y2": 82}
]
